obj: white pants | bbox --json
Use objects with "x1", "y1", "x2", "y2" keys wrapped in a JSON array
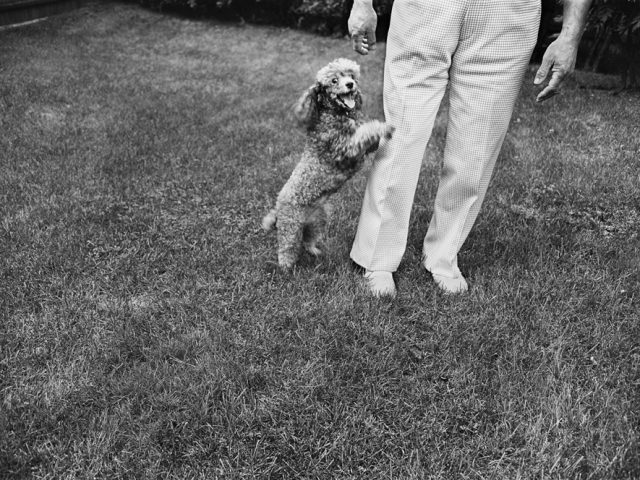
[{"x1": 351, "y1": 0, "x2": 541, "y2": 278}]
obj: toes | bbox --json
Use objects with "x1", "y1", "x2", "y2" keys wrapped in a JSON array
[{"x1": 278, "y1": 262, "x2": 295, "y2": 272}]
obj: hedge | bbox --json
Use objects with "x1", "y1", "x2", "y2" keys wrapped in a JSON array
[
  {"x1": 130, "y1": 0, "x2": 639, "y2": 81},
  {"x1": 130, "y1": 0, "x2": 559, "y2": 53},
  {"x1": 133, "y1": 0, "x2": 394, "y2": 36}
]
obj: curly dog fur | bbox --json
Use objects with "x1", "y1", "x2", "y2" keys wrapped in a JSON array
[{"x1": 263, "y1": 58, "x2": 394, "y2": 269}]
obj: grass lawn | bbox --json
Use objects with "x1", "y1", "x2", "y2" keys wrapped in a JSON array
[{"x1": 1, "y1": 2, "x2": 639, "y2": 478}]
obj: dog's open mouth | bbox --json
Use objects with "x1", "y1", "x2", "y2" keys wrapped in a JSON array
[{"x1": 338, "y1": 92, "x2": 356, "y2": 110}]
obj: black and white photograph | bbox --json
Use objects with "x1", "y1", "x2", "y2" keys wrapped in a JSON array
[{"x1": 1, "y1": 0, "x2": 638, "y2": 477}]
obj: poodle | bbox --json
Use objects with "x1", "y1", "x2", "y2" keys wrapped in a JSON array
[{"x1": 263, "y1": 58, "x2": 394, "y2": 269}]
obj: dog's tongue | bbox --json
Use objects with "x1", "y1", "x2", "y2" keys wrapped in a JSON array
[{"x1": 343, "y1": 96, "x2": 355, "y2": 109}]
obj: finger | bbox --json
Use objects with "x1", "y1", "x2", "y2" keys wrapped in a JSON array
[
  {"x1": 536, "y1": 86, "x2": 558, "y2": 103},
  {"x1": 367, "y1": 27, "x2": 377, "y2": 51},
  {"x1": 536, "y1": 71, "x2": 563, "y2": 102},
  {"x1": 534, "y1": 54, "x2": 554, "y2": 85},
  {"x1": 353, "y1": 32, "x2": 369, "y2": 55},
  {"x1": 351, "y1": 32, "x2": 369, "y2": 55},
  {"x1": 547, "y1": 69, "x2": 565, "y2": 90}
]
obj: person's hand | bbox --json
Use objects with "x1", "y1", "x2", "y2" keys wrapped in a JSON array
[
  {"x1": 348, "y1": 0, "x2": 377, "y2": 55},
  {"x1": 534, "y1": 36, "x2": 580, "y2": 102}
]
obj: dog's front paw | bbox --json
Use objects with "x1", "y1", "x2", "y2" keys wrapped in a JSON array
[
  {"x1": 305, "y1": 244, "x2": 322, "y2": 257},
  {"x1": 384, "y1": 124, "x2": 395, "y2": 140}
]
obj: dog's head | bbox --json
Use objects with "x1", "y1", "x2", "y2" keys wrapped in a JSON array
[
  {"x1": 293, "y1": 58, "x2": 362, "y2": 129},
  {"x1": 315, "y1": 58, "x2": 362, "y2": 112}
]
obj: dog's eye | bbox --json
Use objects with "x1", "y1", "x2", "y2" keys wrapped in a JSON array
[{"x1": 331, "y1": 78, "x2": 338, "y2": 84}]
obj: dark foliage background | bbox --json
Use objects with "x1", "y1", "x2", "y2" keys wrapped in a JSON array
[{"x1": 130, "y1": 0, "x2": 639, "y2": 83}]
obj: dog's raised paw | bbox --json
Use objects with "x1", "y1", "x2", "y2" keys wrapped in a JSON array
[{"x1": 384, "y1": 124, "x2": 395, "y2": 140}]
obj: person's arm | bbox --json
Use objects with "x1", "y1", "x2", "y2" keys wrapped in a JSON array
[
  {"x1": 348, "y1": 0, "x2": 378, "y2": 55},
  {"x1": 534, "y1": 0, "x2": 593, "y2": 102}
]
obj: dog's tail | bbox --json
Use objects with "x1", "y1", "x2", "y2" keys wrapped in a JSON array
[{"x1": 262, "y1": 209, "x2": 277, "y2": 231}]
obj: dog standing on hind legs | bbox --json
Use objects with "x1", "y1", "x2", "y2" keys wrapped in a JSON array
[{"x1": 263, "y1": 58, "x2": 394, "y2": 270}]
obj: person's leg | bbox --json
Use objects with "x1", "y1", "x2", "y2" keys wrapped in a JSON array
[
  {"x1": 351, "y1": 0, "x2": 465, "y2": 295},
  {"x1": 423, "y1": 0, "x2": 541, "y2": 293}
]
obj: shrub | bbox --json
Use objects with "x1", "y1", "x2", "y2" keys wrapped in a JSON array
[
  {"x1": 583, "y1": 0, "x2": 640, "y2": 90},
  {"x1": 132, "y1": 0, "x2": 395, "y2": 36},
  {"x1": 134, "y1": 0, "x2": 637, "y2": 88}
]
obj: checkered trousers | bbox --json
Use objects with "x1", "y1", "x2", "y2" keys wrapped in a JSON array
[{"x1": 350, "y1": 0, "x2": 541, "y2": 277}]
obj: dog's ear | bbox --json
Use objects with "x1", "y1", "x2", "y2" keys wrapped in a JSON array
[
  {"x1": 293, "y1": 83, "x2": 320, "y2": 129},
  {"x1": 355, "y1": 90, "x2": 363, "y2": 111}
]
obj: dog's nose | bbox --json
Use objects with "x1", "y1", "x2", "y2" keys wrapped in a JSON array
[{"x1": 346, "y1": 81, "x2": 354, "y2": 90}]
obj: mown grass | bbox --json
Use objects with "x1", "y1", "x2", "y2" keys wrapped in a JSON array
[{"x1": 1, "y1": 2, "x2": 639, "y2": 478}]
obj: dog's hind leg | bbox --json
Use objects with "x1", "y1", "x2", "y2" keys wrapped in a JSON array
[
  {"x1": 303, "y1": 204, "x2": 328, "y2": 256},
  {"x1": 277, "y1": 211, "x2": 305, "y2": 269}
]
